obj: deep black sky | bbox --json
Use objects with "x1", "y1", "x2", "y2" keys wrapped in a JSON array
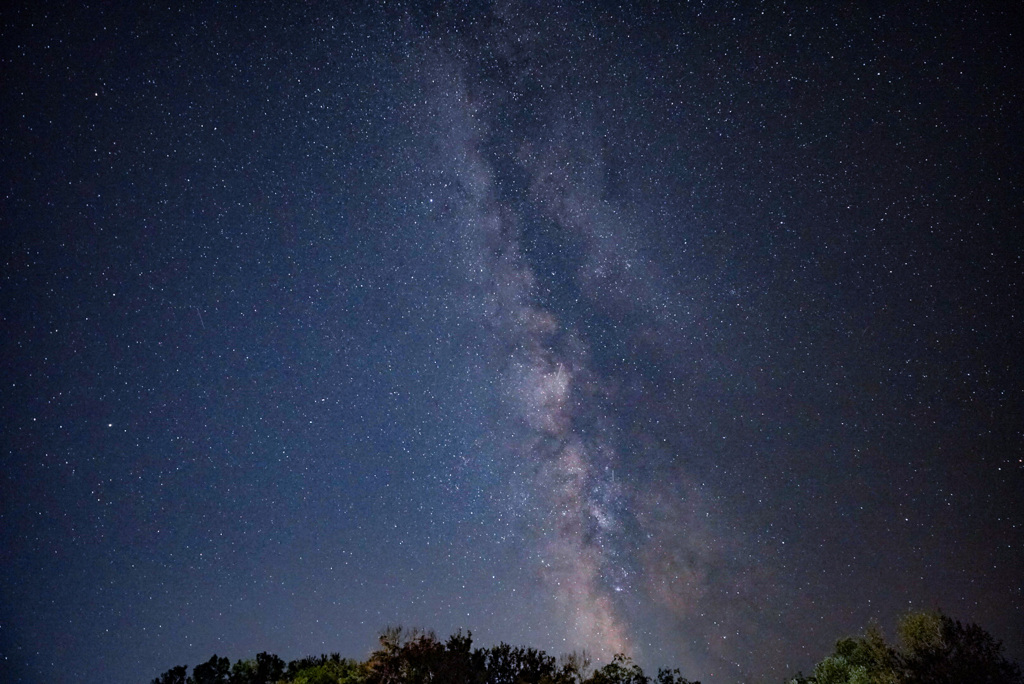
[{"x1": 2, "y1": 2, "x2": 1021, "y2": 683}]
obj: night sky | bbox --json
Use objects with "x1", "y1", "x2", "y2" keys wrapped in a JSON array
[{"x1": 2, "y1": 3, "x2": 1022, "y2": 683}]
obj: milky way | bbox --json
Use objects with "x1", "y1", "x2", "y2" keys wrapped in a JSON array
[
  {"x1": 411, "y1": 41, "x2": 769, "y2": 673},
  {"x1": 424, "y1": 58, "x2": 635, "y2": 655}
]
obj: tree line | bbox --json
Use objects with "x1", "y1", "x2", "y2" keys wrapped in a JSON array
[
  {"x1": 152, "y1": 611, "x2": 1021, "y2": 684},
  {"x1": 152, "y1": 627, "x2": 694, "y2": 684},
  {"x1": 789, "y1": 610, "x2": 1021, "y2": 684}
]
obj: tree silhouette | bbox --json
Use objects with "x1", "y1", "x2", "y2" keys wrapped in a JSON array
[
  {"x1": 588, "y1": 654, "x2": 649, "y2": 684},
  {"x1": 152, "y1": 664, "x2": 188, "y2": 684},
  {"x1": 792, "y1": 611, "x2": 1022, "y2": 684},
  {"x1": 191, "y1": 654, "x2": 230, "y2": 684},
  {"x1": 897, "y1": 612, "x2": 1022, "y2": 684},
  {"x1": 483, "y1": 642, "x2": 561, "y2": 684},
  {"x1": 147, "y1": 613, "x2": 1018, "y2": 684}
]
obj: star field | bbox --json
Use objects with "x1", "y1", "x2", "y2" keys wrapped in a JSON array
[{"x1": 2, "y1": 3, "x2": 1021, "y2": 683}]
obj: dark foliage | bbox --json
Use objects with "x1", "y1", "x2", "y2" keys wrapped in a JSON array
[
  {"x1": 192, "y1": 655, "x2": 230, "y2": 684},
  {"x1": 152, "y1": 664, "x2": 189, "y2": 684},
  {"x1": 898, "y1": 614, "x2": 1022, "y2": 684},
  {"x1": 150, "y1": 611, "x2": 1020, "y2": 684},
  {"x1": 481, "y1": 642, "x2": 561, "y2": 684},
  {"x1": 794, "y1": 611, "x2": 1022, "y2": 684},
  {"x1": 151, "y1": 629, "x2": 698, "y2": 684}
]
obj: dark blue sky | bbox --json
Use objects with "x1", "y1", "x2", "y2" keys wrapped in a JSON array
[{"x1": 2, "y1": 3, "x2": 1021, "y2": 683}]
